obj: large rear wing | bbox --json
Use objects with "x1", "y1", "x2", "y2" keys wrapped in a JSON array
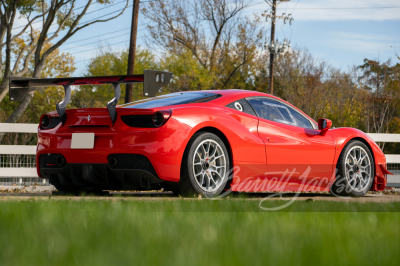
[{"x1": 9, "y1": 70, "x2": 173, "y2": 124}]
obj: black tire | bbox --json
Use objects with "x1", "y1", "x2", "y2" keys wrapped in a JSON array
[
  {"x1": 330, "y1": 140, "x2": 375, "y2": 197},
  {"x1": 178, "y1": 132, "x2": 230, "y2": 198}
]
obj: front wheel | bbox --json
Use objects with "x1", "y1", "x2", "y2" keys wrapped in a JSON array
[
  {"x1": 330, "y1": 140, "x2": 374, "y2": 197},
  {"x1": 178, "y1": 132, "x2": 230, "y2": 198}
]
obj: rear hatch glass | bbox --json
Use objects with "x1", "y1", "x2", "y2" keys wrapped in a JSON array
[{"x1": 120, "y1": 92, "x2": 220, "y2": 109}]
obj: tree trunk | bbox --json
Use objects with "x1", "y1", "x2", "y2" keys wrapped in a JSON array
[
  {"x1": 0, "y1": 0, "x2": 19, "y2": 103},
  {"x1": 0, "y1": 79, "x2": 10, "y2": 103},
  {"x1": 5, "y1": 91, "x2": 34, "y2": 124},
  {"x1": 1, "y1": 64, "x2": 44, "y2": 126}
]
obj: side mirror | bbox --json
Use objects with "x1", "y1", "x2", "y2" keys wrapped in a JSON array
[{"x1": 318, "y1": 118, "x2": 332, "y2": 133}]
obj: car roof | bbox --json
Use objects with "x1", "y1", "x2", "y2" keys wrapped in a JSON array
[
  {"x1": 189, "y1": 89, "x2": 317, "y2": 125},
  {"x1": 189, "y1": 89, "x2": 282, "y2": 105}
]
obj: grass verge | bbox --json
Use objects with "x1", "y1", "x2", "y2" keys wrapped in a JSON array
[{"x1": 0, "y1": 199, "x2": 399, "y2": 265}]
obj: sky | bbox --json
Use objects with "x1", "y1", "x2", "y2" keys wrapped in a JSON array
[{"x1": 11, "y1": 0, "x2": 400, "y2": 76}]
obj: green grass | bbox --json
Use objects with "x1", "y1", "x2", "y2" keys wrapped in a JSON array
[{"x1": 0, "y1": 198, "x2": 399, "y2": 266}]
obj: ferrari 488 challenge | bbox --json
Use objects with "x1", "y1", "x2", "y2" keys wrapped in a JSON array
[{"x1": 9, "y1": 70, "x2": 391, "y2": 197}]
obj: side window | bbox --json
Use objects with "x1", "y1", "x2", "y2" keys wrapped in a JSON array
[
  {"x1": 287, "y1": 107, "x2": 314, "y2": 129},
  {"x1": 226, "y1": 98, "x2": 257, "y2": 116},
  {"x1": 247, "y1": 98, "x2": 314, "y2": 129}
]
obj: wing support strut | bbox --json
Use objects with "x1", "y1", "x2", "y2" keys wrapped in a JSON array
[
  {"x1": 107, "y1": 82, "x2": 122, "y2": 125},
  {"x1": 56, "y1": 81, "x2": 74, "y2": 120}
]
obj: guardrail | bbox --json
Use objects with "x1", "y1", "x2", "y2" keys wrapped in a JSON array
[{"x1": 0, "y1": 124, "x2": 399, "y2": 186}]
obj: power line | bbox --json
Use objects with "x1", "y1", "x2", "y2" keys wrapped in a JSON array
[
  {"x1": 72, "y1": 40, "x2": 130, "y2": 56},
  {"x1": 47, "y1": 0, "x2": 160, "y2": 36},
  {"x1": 73, "y1": 35, "x2": 151, "y2": 64},
  {"x1": 60, "y1": 27, "x2": 147, "y2": 52},
  {"x1": 70, "y1": 0, "x2": 255, "y2": 63},
  {"x1": 63, "y1": 27, "x2": 131, "y2": 45},
  {"x1": 12, "y1": 0, "x2": 128, "y2": 31},
  {"x1": 59, "y1": 0, "x2": 206, "y2": 53},
  {"x1": 68, "y1": 1, "x2": 295, "y2": 64},
  {"x1": 73, "y1": 34, "x2": 150, "y2": 57},
  {"x1": 250, "y1": 1, "x2": 400, "y2": 10},
  {"x1": 292, "y1": 6, "x2": 400, "y2": 10},
  {"x1": 11, "y1": 0, "x2": 280, "y2": 59},
  {"x1": 12, "y1": 0, "x2": 160, "y2": 34}
]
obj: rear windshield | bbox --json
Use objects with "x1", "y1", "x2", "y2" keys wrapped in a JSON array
[{"x1": 121, "y1": 92, "x2": 220, "y2": 109}]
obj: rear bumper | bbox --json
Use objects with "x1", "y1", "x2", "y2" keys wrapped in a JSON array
[
  {"x1": 36, "y1": 117, "x2": 193, "y2": 182},
  {"x1": 39, "y1": 153, "x2": 165, "y2": 190}
]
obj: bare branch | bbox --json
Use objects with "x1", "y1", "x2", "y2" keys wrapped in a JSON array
[
  {"x1": 41, "y1": 0, "x2": 129, "y2": 65},
  {"x1": 5, "y1": 12, "x2": 48, "y2": 46}
]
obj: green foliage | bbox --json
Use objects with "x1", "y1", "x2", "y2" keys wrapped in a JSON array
[
  {"x1": 161, "y1": 49, "x2": 215, "y2": 92},
  {"x1": 15, "y1": 0, "x2": 36, "y2": 15},
  {"x1": 71, "y1": 48, "x2": 158, "y2": 108},
  {"x1": 0, "y1": 41, "x2": 76, "y2": 124}
]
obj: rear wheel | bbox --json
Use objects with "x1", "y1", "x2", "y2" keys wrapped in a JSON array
[
  {"x1": 178, "y1": 132, "x2": 230, "y2": 198},
  {"x1": 330, "y1": 140, "x2": 374, "y2": 197}
]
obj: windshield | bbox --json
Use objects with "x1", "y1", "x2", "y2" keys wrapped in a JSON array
[{"x1": 120, "y1": 92, "x2": 220, "y2": 109}]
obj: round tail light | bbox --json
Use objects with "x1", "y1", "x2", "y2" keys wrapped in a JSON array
[
  {"x1": 152, "y1": 110, "x2": 172, "y2": 127},
  {"x1": 40, "y1": 115, "x2": 51, "y2": 129},
  {"x1": 152, "y1": 112, "x2": 165, "y2": 127}
]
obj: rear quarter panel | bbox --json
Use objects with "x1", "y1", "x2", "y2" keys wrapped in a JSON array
[
  {"x1": 171, "y1": 104, "x2": 267, "y2": 184},
  {"x1": 172, "y1": 104, "x2": 266, "y2": 163}
]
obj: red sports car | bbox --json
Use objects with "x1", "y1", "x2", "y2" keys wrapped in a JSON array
[{"x1": 10, "y1": 70, "x2": 391, "y2": 197}]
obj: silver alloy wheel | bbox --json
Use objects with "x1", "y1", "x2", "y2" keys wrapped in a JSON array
[
  {"x1": 192, "y1": 139, "x2": 227, "y2": 192},
  {"x1": 345, "y1": 145, "x2": 372, "y2": 192}
]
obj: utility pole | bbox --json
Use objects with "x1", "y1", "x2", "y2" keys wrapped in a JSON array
[
  {"x1": 42, "y1": 0, "x2": 45, "y2": 28},
  {"x1": 125, "y1": 0, "x2": 140, "y2": 103},
  {"x1": 262, "y1": 0, "x2": 293, "y2": 95},
  {"x1": 269, "y1": 0, "x2": 276, "y2": 95}
]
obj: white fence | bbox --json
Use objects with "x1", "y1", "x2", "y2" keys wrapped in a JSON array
[
  {"x1": 0, "y1": 123, "x2": 399, "y2": 186},
  {"x1": 0, "y1": 123, "x2": 48, "y2": 185}
]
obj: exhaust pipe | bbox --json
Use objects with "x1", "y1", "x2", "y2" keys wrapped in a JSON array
[
  {"x1": 108, "y1": 157, "x2": 117, "y2": 167},
  {"x1": 56, "y1": 156, "x2": 65, "y2": 166}
]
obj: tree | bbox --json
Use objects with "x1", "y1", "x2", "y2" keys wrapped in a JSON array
[
  {"x1": 0, "y1": 0, "x2": 38, "y2": 100},
  {"x1": 0, "y1": 38, "x2": 76, "y2": 141},
  {"x1": 142, "y1": 0, "x2": 263, "y2": 90},
  {"x1": 160, "y1": 48, "x2": 215, "y2": 92},
  {"x1": 358, "y1": 59, "x2": 400, "y2": 136},
  {"x1": 72, "y1": 47, "x2": 158, "y2": 108},
  {"x1": 248, "y1": 48, "x2": 366, "y2": 128},
  {"x1": 0, "y1": 0, "x2": 129, "y2": 123}
]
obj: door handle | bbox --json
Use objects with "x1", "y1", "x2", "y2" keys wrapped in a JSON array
[{"x1": 267, "y1": 137, "x2": 277, "y2": 143}]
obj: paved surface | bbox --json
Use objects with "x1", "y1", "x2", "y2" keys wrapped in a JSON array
[
  {"x1": 0, "y1": 190, "x2": 400, "y2": 203},
  {"x1": 0, "y1": 185, "x2": 55, "y2": 193},
  {"x1": 0, "y1": 185, "x2": 399, "y2": 202}
]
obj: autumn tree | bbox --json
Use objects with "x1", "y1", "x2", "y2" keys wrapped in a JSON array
[
  {"x1": 358, "y1": 59, "x2": 400, "y2": 137},
  {"x1": 0, "y1": 40, "x2": 75, "y2": 144},
  {"x1": 0, "y1": 0, "x2": 39, "y2": 100},
  {"x1": 72, "y1": 47, "x2": 158, "y2": 108},
  {"x1": 0, "y1": 0, "x2": 129, "y2": 123},
  {"x1": 142, "y1": 0, "x2": 263, "y2": 90}
]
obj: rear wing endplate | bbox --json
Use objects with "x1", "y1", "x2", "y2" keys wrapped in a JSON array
[{"x1": 9, "y1": 70, "x2": 173, "y2": 125}]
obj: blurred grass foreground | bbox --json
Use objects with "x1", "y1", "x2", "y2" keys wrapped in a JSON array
[{"x1": 0, "y1": 199, "x2": 399, "y2": 266}]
